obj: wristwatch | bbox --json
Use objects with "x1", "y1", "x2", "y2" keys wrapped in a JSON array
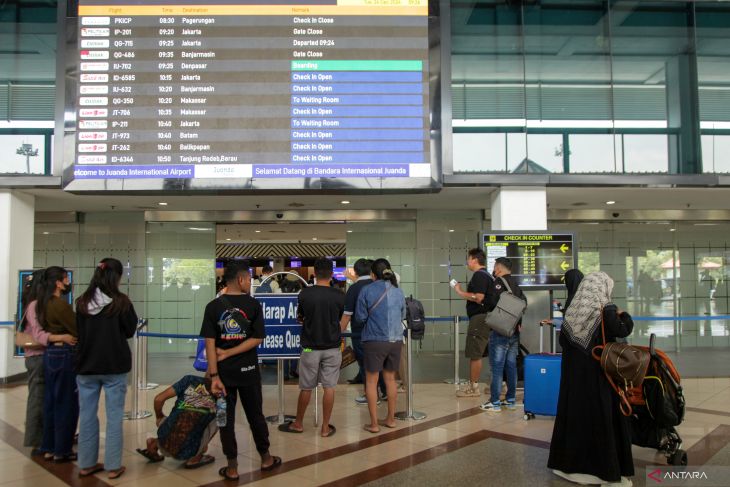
[{"x1": 209, "y1": 372, "x2": 219, "y2": 378}]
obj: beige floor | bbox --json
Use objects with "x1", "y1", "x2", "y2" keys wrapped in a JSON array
[{"x1": 0, "y1": 377, "x2": 729, "y2": 486}]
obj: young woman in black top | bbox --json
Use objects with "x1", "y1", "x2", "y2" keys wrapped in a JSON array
[{"x1": 75, "y1": 258, "x2": 138, "y2": 480}]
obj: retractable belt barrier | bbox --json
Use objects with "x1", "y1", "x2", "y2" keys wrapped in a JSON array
[
  {"x1": 124, "y1": 319, "x2": 152, "y2": 421},
  {"x1": 123, "y1": 314, "x2": 729, "y2": 424}
]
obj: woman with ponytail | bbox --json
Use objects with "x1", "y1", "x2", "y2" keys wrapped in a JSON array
[
  {"x1": 36, "y1": 266, "x2": 79, "y2": 462},
  {"x1": 354, "y1": 258, "x2": 406, "y2": 433},
  {"x1": 75, "y1": 258, "x2": 138, "y2": 480},
  {"x1": 22, "y1": 269, "x2": 77, "y2": 453}
]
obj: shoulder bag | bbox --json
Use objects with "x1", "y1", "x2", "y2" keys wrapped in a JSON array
[
  {"x1": 484, "y1": 277, "x2": 527, "y2": 337},
  {"x1": 591, "y1": 309, "x2": 650, "y2": 416},
  {"x1": 14, "y1": 310, "x2": 43, "y2": 350}
]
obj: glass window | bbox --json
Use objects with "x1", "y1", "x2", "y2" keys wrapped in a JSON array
[
  {"x1": 507, "y1": 133, "x2": 527, "y2": 172},
  {"x1": 453, "y1": 133, "x2": 506, "y2": 172},
  {"x1": 0, "y1": 133, "x2": 49, "y2": 175},
  {"x1": 696, "y1": 3, "x2": 730, "y2": 128},
  {"x1": 622, "y1": 135, "x2": 669, "y2": 173},
  {"x1": 702, "y1": 134, "x2": 730, "y2": 173},
  {"x1": 525, "y1": 134, "x2": 563, "y2": 173},
  {"x1": 568, "y1": 134, "x2": 620, "y2": 173}
]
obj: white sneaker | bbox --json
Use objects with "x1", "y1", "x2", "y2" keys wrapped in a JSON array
[
  {"x1": 552, "y1": 469, "x2": 606, "y2": 485},
  {"x1": 479, "y1": 401, "x2": 502, "y2": 412},
  {"x1": 354, "y1": 394, "x2": 381, "y2": 405}
]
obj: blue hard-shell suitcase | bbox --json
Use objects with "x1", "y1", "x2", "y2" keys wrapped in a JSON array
[{"x1": 523, "y1": 353, "x2": 561, "y2": 419}]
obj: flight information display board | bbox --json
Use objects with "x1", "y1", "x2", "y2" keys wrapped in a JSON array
[
  {"x1": 481, "y1": 233, "x2": 576, "y2": 288},
  {"x1": 64, "y1": 0, "x2": 437, "y2": 191}
]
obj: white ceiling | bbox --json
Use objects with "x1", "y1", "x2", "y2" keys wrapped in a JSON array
[
  {"x1": 218, "y1": 223, "x2": 345, "y2": 244},
  {"x1": 27, "y1": 187, "x2": 497, "y2": 212},
  {"x1": 25, "y1": 186, "x2": 730, "y2": 214}
]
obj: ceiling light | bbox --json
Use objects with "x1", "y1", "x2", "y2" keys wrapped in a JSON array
[
  {"x1": 312, "y1": 237, "x2": 318, "y2": 241},
  {"x1": 669, "y1": 228, "x2": 676, "y2": 232},
  {"x1": 42, "y1": 231, "x2": 49, "y2": 235},
  {"x1": 255, "y1": 230, "x2": 261, "y2": 233},
  {"x1": 226, "y1": 238, "x2": 231, "y2": 241},
  {"x1": 188, "y1": 227, "x2": 210, "y2": 231},
  {"x1": 605, "y1": 201, "x2": 616, "y2": 205},
  {"x1": 341, "y1": 200, "x2": 350, "y2": 204},
  {"x1": 449, "y1": 229, "x2": 455, "y2": 233},
  {"x1": 347, "y1": 230, "x2": 353, "y2": 233},
  {"x1": 158, "y1": 202, "x2": 168, "y2": 206}
]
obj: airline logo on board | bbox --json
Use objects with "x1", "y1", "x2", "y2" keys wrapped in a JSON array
[
  {"x1": 78, "y1": 155, "x2": 107, "y2": 165},
  {"x1": 80, "y1": 27, "x2": 110, "y2": 37},
  {"x1": 78, "y1": 132, "x2": 108, "y2": 141},
  {"x1": 80, "y1": 85, "x2": 109, "y2": 95},
  {"x1": 80, "y1": 73, "x2": 109, "y2": 83},
  {"x1": 79, "y1": 120, "x2": 108, "y2": 129},
  {"x1": 81, "y1": 17, "x2": 110, "y2": 26},
  {"x1": 79, "y1": 97, "x2": 108, "y2": 106},
  {"x1": 78, "y1": 143, "x2": 107, "y2": 153},
  {"x1": 81, "y1": 39, "x2": 110, "y2": 49},
  {"x1": 80, "y1": 50, "x2": 109, "y2": 60},
  {"x1": 80, "y1": 62, "x2": 109, "y2": 72},
  {"x1": 79, "y1": 108, "x2": 108, "y2": 118}
]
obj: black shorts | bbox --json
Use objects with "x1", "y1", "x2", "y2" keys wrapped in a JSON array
[{"x1": 362, "y1": 341, "x2": 402, "y2": 373}]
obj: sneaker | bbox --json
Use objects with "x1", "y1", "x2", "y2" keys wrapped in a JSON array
[
  {"x1": 355, "y1": 394, "x2": 381, "y2": 405},
  {"x1": 504, "y1": 400, "x2": 517, "y2": 411},
  {"x1": 456, "y1": 384, "x2": 480, "y2": 398},
  {"x1": 479, "y1": 401, "x2": 502, "y2": 412}
]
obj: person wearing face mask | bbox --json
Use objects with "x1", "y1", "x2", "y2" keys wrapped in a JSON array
[{"x1": 36, "y1": 266, "x2": 79, "y2": 463}]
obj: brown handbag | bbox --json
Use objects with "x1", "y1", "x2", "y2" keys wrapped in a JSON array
[
  {"x1": 592, "y1": 310, "x2": 650, "y2": 416},
  {"x1": 14, "y1": 311, "x2": 42, "y2": 350}
]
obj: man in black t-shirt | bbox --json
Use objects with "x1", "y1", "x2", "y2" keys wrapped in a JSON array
[
  {"x1": 200, "y1": 261, "x2": 281, "y2": 480},
  {"x1": 451, "y1": 248, "x2": 498, "y2": 397},
  {"x1": 278, "y1": 258, "x2": 345, "y2": 437}
]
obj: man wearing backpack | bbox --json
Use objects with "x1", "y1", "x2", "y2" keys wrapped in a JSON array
[
  {"x1": 200, "y1": 261, "x2": 281, "y2": 480},
  {"x1": 480, "y1": 257, "x2": 526, "y2": 412},
  {"x1": 452, "y1": 248, "x2": 498, "y2": 397},
  {"x1": 256, "y1": 265, "x2": 280, "y2": 294}
]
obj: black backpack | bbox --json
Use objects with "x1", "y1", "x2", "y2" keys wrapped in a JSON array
[{"x1": 405, "y1": 296, "x2": 426, "y2": 340}]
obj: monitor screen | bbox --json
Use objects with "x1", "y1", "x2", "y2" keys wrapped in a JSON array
[
  {"x1": 63, "y1": 0, "x2": 441, "y2": 191},
  {"x1": 481, "y1": 233, "x2": 576, "y2": 289}
]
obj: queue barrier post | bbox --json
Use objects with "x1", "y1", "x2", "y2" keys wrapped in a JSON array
[
  {"x1": 395, "y1": 327, "x2": 426, "y2": 421},
  {"x1": 443, "y1": 316, "x2": 466, "y2": 388},
  {"x1": 125, "y1": 319, "x2": 152, "y2": 420},
  {"x1": 265, "y1": 358, "x2": 295, "y2": 425},
  {"x1": 138, "y1": 323, "x2": 159, "y2": 391}
]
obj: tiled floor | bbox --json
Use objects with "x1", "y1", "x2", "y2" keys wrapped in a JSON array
[{"x1": 0, "y1": 378, "x2": 729, "y2": 486}]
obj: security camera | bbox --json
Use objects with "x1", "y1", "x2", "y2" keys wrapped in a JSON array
[
  {"x1": 276, "y1": 213, "x2": 284, "y2": 219},
  {"x1": 612, "y1": 212, "x2": 620, "y2": 218}
]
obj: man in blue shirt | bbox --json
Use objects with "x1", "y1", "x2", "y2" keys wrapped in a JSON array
[{"x1": 340, "y1": 259, "x2": 387, "y2": 404}]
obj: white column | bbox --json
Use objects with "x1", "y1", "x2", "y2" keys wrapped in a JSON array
[
  {"x1": 490, "y1": 186, "x2": 547, "y2": 231},
  {"x1": 0, "y1": 190, "x2": 35, "y2": 380}
]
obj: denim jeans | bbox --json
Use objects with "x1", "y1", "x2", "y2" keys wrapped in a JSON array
[
  {"x1": 77, "y1": 374, "x2": 127, "y2": 470},
  {"x1": 488, "y1": 332, "x2": 519, "y2": 404},
  {"x1": 41, "y1": 345, "x2": 79, "y2": 456}
]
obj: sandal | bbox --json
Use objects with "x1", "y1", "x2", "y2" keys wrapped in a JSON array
[
  {"x1": 136, "y1": 448, "x2": 164, "y2": 463},
  {"x1": 219, "y1": 466, "x2": 239, "y2": 481},
  {"x1": 260, "y1": 456, "x2": 282, "y2": 472},
  {"x1": 108, "y1": 466, "x2": 126, "y2": 480},
  {"x1": 79, "y1": 463, "x2": 104, "y2": 478},
  {"x1": 54, "y1": 453, "x2": 78, "y2": 463},
  {"x1": 184, "y1": 454, "x2": 214, "y2": 469},
  {"x1": 321, "y1": 425, "x2": 336, "y2": 437},
  {"x1": 277, "y1": 421, "x2": 303, "y2": 434}
]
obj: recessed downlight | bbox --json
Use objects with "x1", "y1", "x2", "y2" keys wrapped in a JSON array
[
  {"x1": 312, "y1": 237, "x2": 318, "y2": 241},
  {"x1": 341, "y1": 200, "x2": 350, "y2": 205},
  {"x1": 449, "y1": 229, "x2": 455, "y2": 233},
  {"x1": 158, "y1": 202, "x2": 168, "y2": 206},
  {"x1": 669, "y1": 228, "x2": 676, "y2": 232},
  {"x1": 347, "y1": 230, "x2": 353, "y2": 233},
  {"x1": 226, "y1": 238, "x2": 231, "y2": 241},
  {"x1": 606, "y1": 201, "x2": 616, "y2": 205},
  {"x1": 255, "y1": 230, "x2": 261, "y2": 233}
]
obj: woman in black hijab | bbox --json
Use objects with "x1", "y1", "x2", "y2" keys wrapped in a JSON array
[{"x1": 563, "y1": 269, "x2": 584, "y2": 311}]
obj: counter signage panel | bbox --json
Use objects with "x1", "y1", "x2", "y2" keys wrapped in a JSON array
[
  {"x1": 66, "y1": 0, "x2": 435, "y2": 191},
  {"x1": 481, "y1": 233, "x2": 576, "y2": 288}
]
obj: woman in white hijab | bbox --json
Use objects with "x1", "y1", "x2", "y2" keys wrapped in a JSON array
[{"x1": 547, "y1": 272, "x2": 635, "y2": 487}]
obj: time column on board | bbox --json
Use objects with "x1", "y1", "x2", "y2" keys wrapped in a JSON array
[{"x1": 156, "y1": 15, "x2": 177, "y2": 165}]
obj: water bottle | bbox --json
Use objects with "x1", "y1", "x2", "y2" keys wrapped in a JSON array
[{"x1": 215, "y1": 396, "x2": 227, "y2": 427}]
